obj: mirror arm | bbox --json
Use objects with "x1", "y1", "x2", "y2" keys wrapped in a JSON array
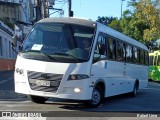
[{"x1": 11, "y1": 43, "x2": 18, "y2": 54}]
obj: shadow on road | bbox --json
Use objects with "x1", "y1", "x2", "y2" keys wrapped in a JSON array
[{"x1": 45, "y1": 92, "x2": 145, "y2": 111}]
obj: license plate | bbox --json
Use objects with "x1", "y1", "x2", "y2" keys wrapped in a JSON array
[{"x1": 36, "y1": 80, "x2": 50, "y2": 86}]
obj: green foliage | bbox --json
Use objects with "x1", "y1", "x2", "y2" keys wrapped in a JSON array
[
  {"x1": 97, "y1": 0, "x2": 160, "y2": 49},
  {"x1": 134, "y1": 0, "x2": 160, "y2": 42},
  {"x1": 97, "y1": 16, "x2": 117, "y2": 26},
  {"x1": 109, "y1": 19, "x2": 122, "y2": 32}
]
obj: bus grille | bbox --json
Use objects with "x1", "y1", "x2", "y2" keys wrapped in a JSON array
[{"x1": 27, "y1": 71, "x2": 63, "y2": 93}]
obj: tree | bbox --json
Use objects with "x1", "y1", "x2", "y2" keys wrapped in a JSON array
[
  {"x1": 96, "y1": 16, "x2": 117, "y2": 26},
  {"x1": 110, "y1": 0, "x2": 160, "y2": 47},
  {"x1": 133, "y1": 0, "x2": 160, "y2": 43},
  {"x1": 109, "y1": 18, "x2": 122, "y2": 32},
  {"x1": 97, "y1": 0, "x2": 160, "y2": 49}
]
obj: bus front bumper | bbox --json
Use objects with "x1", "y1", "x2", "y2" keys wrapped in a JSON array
[{"x1": 15, "y1": 75, "x2": 93, "y2": 100}]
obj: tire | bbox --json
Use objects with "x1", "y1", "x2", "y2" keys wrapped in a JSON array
[
  {"x1": 27, "y1": 95, "x2": 48, "y2": 104},
  {"x1": 130, "y1": 82, "x2": 138, "y2": 97},
  {"x1": 84, "y1": 87, "x2": 103, "y2": 108}
]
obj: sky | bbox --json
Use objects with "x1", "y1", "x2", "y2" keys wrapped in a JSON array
[{"x1": 50, "y1": 0, "x2": 129, "y2": 21}]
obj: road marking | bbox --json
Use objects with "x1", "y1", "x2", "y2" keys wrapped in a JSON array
[{"x1": 0, "y1": 78, "x2": 13, "y2": 84}]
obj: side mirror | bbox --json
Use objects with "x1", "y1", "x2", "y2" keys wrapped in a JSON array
[
  {"x1": 93, "y1": 52, "x2": 101, "y2": 63},
  {"x1": 11, "y1": 35, "x2": 18, "y2": 47}
]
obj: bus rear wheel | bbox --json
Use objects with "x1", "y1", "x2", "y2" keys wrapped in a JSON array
[
  {"x1": 84, "y1": 87, "x2": 103, "y2": 108},
  {"x1": 27, "y1": 95, "x2": 48, "y2": 104},
  {"x1": 130, "y1": 82, "x2": 138, "y2": 97}
]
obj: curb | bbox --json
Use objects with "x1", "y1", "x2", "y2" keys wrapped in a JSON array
[{"x1": 0, "y1": 90, "x2": 27, "y2": 100}]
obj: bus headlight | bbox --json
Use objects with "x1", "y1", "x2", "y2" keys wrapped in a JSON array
[
  {"x1": 74, "y1": 88, "x2": 81, "y2": 93},
  {"x1": 68, "y1": 74, "x2": 89, "y2": 80}
]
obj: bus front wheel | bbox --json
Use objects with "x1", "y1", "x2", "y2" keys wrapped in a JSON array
[
  {"x1": 84, "y1": 87, "x2": 103, "y2": 107},
  {"x1": 27, "y1": 95, "x2": 48, "y2": 104}
]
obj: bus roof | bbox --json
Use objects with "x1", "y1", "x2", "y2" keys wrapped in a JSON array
[
  {"x1": 37, "y1": 17, "x2": 96, "y2": 28},
  {"x1": 37, "y1": 17, "x2": 148, "y2": 51}
]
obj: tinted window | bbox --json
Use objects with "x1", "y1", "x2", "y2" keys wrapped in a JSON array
[
  {"x1": 126, "y1": 44, "x2": 133, "y2": 63},
  {"x1": 97, "y1": 35, "x2": 106, "y2": 55},
  {"x1": 133, "y1": 47, "x2": 138, "y2": 63},
  {"x1": 145, "y1": 51, "x2": 149, "y2": 65},
  {"x1": 116, "y1": 41, "x2": 125, "y2": 61},
  {"x1": 140, "y1": 50, "x2": 145, "y2": 65},
  {"x1": 108, "y1": 38, "x2": 116, "y2": 60}
]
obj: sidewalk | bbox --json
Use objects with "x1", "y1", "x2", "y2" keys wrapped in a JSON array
[
  {"x1": 0, "y1": 70, "x2": 27, "y2": 100},
  {"x1": 0, "y1": 70, "x2": 14, "y2": 80}
]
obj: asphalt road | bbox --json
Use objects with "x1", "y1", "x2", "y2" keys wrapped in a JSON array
[{"x1": 0, "y1": 72, "x2": 160, "y2": 118}]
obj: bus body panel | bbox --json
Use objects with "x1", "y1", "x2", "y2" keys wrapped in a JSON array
[
  {"x1": 14, "y1": 17, "x2": 149, "y2": 103},
  {"x1": 125, "y1": 63, "x2": 148, "y2": 89},
  {"x1": 15, "y1": 55, "x2": 94, "y2": 100},
  {"x1": 91, "y1": 60, "x2": 127, "y2": 97}
]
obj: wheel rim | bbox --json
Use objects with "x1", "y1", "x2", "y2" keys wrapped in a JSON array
[{"x1": 91, "y1": 89, "x2": 101, "y2": 105}]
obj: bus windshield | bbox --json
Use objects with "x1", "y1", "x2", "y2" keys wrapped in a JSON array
[{"x1": 21, "y1": 23, "x2": 95, "y2": 63}]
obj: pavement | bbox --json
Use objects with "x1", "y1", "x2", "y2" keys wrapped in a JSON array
[
  {"x1": 0, "y1": 70, "x2": 13, "y2": 81},
  {"x1": 0, "y1": 70, "x2": 27, "y2": 100}
]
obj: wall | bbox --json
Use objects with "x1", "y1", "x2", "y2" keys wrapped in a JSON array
[
  {"x1": 0, "y1": 20, "x2": 16, "y2": 71},
  {"x1": 0, "y1": 58, "x2": 16, "y2": 71}
]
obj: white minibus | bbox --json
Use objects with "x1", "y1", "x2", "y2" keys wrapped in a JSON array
[{"x1": 12, "y1": 17, "x2": 149, "y2": 107}]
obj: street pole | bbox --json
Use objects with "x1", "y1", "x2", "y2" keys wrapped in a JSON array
[
  {"x1": 43, "y1": 0, "x2": 49, "y2": 18},
  {"x1": 68, "y1": 0, "x2": 71, "y2": 17},
  {"x1": 121, "y1": 0, "x2": 125, "y2": 19},
  {"x1": 35, "y1": 0, "x2": 42, "y2": 21}
]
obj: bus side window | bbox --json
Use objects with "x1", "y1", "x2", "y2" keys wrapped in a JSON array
[
  {"x1": 95, "y1": 35, "x2": 106, "y2": 56},
  {"x1": 126, "y1": 44, "x2": 133, "y2": 63},
  {"x1": 116, "y1": 41, "x2": 125, "y2": 61},
  {"x1": 137, "y1": 49, "x2": 140, "y2": 64},
  {"x1": 108, "y1": 38, "x2": 116, "y2": 60},
  {"x1": 140, "y1": 50, "x2": 145, "y2": 65},
  {"x1": 145, "y1": 51, "x2": 149, "y2": 66},
  {"x1": 133, "y1": 47, "x2": 138, "y2": 64}
]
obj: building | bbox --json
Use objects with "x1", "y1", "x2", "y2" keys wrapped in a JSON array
[
  {"x1": 0, "y1": 20, "x2": 16, "y2": 71},
  {"x1": 0, "y1": 0, "x2": 35, "y2": 71},
  {"x1": 0, "y1": 0, "x2": 53, "y2": 71}
]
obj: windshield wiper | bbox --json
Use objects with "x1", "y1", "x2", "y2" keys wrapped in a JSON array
[
  {"x1": 22, "y1": 50, "x2": 56, "y2": 61},
  {"x1": 54, "y1": 52, "x2": 80, "y2": 63},
  {"x1": 41, "y1": 52, "x2": 56, "y2": 61}
]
